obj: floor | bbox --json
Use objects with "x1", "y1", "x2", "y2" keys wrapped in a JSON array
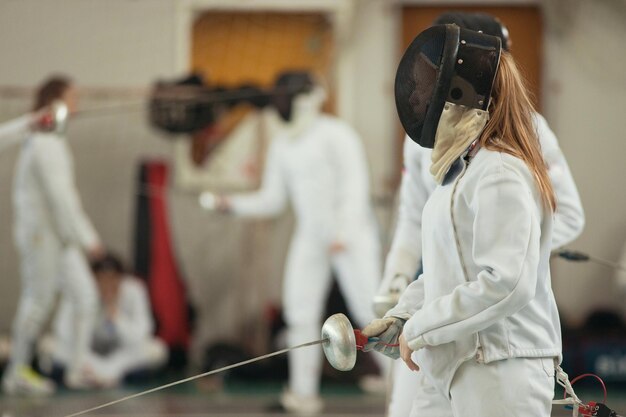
[
  {"x1": 1, "y1": 379, "x2": 625, "y2": 417},
  {"x1": 0, "y1": 387, "x2": 385, "y2": 417}
]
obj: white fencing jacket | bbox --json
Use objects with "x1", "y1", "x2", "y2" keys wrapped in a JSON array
[
  {"x1": 383, "y1": 113, "x2": 584, "y2": 284},
  {"x1": 13, "y1": 132, "x2": 100, "y2": 250},
  {"x1": 229, "y1": 115, "x2": 375, "y2": 243},
  {"x1": 386, "y1": 148, "x2": 562, "y2": 393}
]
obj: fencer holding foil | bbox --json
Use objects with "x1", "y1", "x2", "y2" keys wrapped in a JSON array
[
  {"x1": 377, "y1": 14, "x2": 583, "y2": 417},
  {"x1": 4, "y1": 76, "x2": 104, "y2": 395},
  {"x1": 373, "y1": 13, "x2": 585, "y2": 319},
  {"x1": 200, "y1": 72, "x2": 383, "y2": 413},
  {"x1": 365, "y1": 24, "x2": 562, "y2": 417}
]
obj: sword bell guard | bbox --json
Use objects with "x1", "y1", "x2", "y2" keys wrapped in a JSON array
[{"x1": 321, "y1": 313, "x2": 357, "y2": 371}]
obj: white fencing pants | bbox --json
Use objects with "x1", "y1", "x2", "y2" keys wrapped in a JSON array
[
  {"x1": 9, "y1": 231, "x2": 61, "y2": 373},
  {"x1": 407, "y1": 356, "x2": 555, "y2": 417},
  {"x1": 60, "y1": 247, "x2": 98, "y2": 375},
  {"x1": 8, "y1": 230, "x2": 97, "y2": 376},
  {"x1": 283, "y1": 231, "x2": 383, "y2": 398},
  {"x1": 388, "y1": 356, "x2": 418, "y2": 417}
]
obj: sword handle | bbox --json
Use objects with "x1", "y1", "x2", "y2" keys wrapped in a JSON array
[
  {"x1": 354, "y1": 329, "x2": 369, "y2": 350},
  {"x1": 354, "y1": 329, "x2": 400, "y2": 350},
  {"x1": 557, "y1": 249, "x2": 590, "y2": 261}
]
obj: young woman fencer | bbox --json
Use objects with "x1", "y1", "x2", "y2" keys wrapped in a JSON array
[
  {"x1": 363, "y1": 25, "x2": 562, "y2": 417},
  {"x1": 374, "y1": 13, "x2": 584, "y2": 417},
  {"x1": 3, "y1": 76, "x2": 105, "y2": 395}
]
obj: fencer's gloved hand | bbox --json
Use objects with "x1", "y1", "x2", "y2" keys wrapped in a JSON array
[
  {"x1": 35, "y1": 100, "x2": 69, "y2": 134},
  {"x1": 361, "y1": 317, "x2": 405, "y2": 360},
  {"x1": 86, "y1": 244, "x2": 106, "y2": 262},
  {"x1": 199, "y1": 192, "x2": 231, "y2": 212}
]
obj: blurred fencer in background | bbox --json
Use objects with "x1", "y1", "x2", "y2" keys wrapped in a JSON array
[
  {"x1": 372, "y1": 12, "x2": 585, "y2": 417},
  {"x1": 3, "y1": 76, "x2": 105, "y2": 395},
  {"x1": 49, "y1": 253, "x2": 167, "y2": 388},
  {"x1": 200, "y1": 71, "x2": 385, "y2": 415}
]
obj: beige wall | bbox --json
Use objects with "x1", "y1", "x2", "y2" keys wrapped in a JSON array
[
  {"x1": 0, "y1": 0, "x2": 624, "y2": 352},
  {"x1": 0, "y1": 0, "x2": 178, "y2": 87}
]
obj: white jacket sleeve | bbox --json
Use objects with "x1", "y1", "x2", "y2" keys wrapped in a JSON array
[
  {"x1": 401, "y1": 167, "x2": 541, "y2": 350},
  {"x1": 0, "y1": 115, "x2": 31, "y2": 153},
  {"x1": 381, "y1": 139, "x2": 431, "y2": 287},
  {"x1": 535, "y1": 114, "x2": 585, "y2": 248},
  {"x1": 229, "y1": 139, "x2": 288, "y2": 218},
  {"x1": 113, "y1": 278, "x2": 154, "y2": 346},
  {"x1": 331, "y1": 123, "x2": 373, "y2": 241},
  {"x1": 384, "y1": 275, "x2": 426, "y2": 320},
  {"x1": 32, "y1": 136, "x2": 101, "y2": 250}
]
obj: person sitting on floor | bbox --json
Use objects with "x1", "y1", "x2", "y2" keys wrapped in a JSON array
[{"x1": 51, "y1": 253, "x2": 168, "y2": 388}]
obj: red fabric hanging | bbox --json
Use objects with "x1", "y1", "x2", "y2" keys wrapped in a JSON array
[{"x1": 146, "y1": 161, "x2": 190, "y2": 348}]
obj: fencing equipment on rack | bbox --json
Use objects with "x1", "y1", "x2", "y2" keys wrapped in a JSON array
[
  {"x1": 4, "y1": 131, "x2": 101, "y2": 393},
  {"x1": 225, "y1": 82, "x2": 383, "y2": 405},
  {"x1": 52, "y1": 277, "x2": 167, "y2": 386}
]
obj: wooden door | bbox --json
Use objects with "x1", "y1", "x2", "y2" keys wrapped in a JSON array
[{"x1": 191, "y1": 12, "x2": 335, "y2": 111}]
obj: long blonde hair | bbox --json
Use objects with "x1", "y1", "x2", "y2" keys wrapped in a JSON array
[{"x1": 479, "y1": 52, "x2": 556, "y2": 212}]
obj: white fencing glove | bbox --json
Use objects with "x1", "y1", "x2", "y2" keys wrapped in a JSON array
[
  {"x1": 199, "y1": 192, "x2": 231, "y2": 212},
  {"x1": 361, "y1": 317, "x2": 405, "y2": 360}
]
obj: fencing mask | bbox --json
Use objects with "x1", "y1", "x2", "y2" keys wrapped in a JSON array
[
  {"x1": 395, "y1": 24, "x2": 501, "y2": 151},
  {"x1": 271, "y1": 71, "x2": 315, "y2": 122},
  {"x1": 271, "y1": 71, "x2": 326, "y2": 138}
]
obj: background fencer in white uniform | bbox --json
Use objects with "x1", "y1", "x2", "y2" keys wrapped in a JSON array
[
  {"x1": 0, "y1": 113, "x2": 37, "y2": 154},
  {"x1": 201, "y1": 72, "x2": 383, "y2": 414},
  {"x1": 364, "y1": 25, "x2": 562, "y2": 417},
  {"x1": 375, "y1": 13, "x2": 585, "y2": 417},
  {"x1": 3, "y1": 76, "x2": 105, "y2": 395},
  {"x1": 51, "y1": 254, "x2": 167, "y2": 388}
]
